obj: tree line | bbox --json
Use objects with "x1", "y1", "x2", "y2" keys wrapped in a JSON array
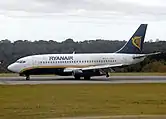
[{"x1": 0, "y1": 39, "x2": 166, "y2": 73}]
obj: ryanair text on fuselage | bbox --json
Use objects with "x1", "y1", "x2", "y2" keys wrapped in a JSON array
[{"x1": 49, "y1": 56, "x2": 73, "y2": 61}]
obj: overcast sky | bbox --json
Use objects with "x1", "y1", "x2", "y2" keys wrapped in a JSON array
[{"x1": 0, "y1": 0, "x2": 166, "y2": 42}]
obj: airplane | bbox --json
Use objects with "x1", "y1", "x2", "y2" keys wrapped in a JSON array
[{"x1": 7, "y1": 24, "x2": 160, "y2": 80}]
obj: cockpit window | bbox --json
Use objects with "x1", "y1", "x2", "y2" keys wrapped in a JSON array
[{"x1": 16, "y1": 60, "x2": 26, "y2": 63}]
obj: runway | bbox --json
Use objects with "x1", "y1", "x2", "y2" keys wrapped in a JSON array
[{"x1": 0, "y1": 75, "x2": 166, "y2": 85}]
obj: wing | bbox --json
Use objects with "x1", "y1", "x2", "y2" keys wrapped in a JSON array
[{"x1": 63, "y1": 64, "x2": 123, "y2": 72}]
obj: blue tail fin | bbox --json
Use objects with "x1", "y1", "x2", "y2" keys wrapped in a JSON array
[{"x1": 116, "y1": 24, "x2": 147, "y2": 54}]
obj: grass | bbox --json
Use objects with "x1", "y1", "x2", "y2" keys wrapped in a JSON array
[{"x1": 0, "y1": 84, "x2": 166, "y2": 119}]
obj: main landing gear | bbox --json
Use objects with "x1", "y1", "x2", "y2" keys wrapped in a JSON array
[
  {"x1": 84, "y1": 76, "x2": 90, "y2": 80},
  {"x1": 74, "y1": 75, "x2": 80, "y2": 80},
  {"x1": 106, "y1": 72, "x2": 109, "y2": 78}
]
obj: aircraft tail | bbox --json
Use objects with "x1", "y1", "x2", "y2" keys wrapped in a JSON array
[{"x1": 116, "y1": 24, "x2": 147, "y2": 54}]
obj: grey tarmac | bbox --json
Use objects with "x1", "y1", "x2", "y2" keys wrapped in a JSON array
[{"x1": 0, "y1": 75, "x2": 166, "y2": 85}]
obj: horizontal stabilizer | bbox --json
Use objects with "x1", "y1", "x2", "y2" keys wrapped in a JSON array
[{"x1": 133, "y1": 52, "x2": 161, "y2": 59}]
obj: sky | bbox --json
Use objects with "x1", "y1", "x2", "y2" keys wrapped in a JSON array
[{"x1": 0, "y1": 0, "x2": 166, "y2": 42}]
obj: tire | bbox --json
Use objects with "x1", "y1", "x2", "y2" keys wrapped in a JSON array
[
  {"x1": 84, "y1": 76, "x2": 91, "y2": 80},
  {"x1": 74, "y1": 76, "x2": 80, "y2": 80},
  {"x1": 106, "y1": 72, "x2": 109, "y2": 77}
]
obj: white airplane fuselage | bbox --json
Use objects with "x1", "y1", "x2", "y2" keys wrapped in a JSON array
[{"x1": 8, "y1": 53, "x2": 145, "y2": 76}]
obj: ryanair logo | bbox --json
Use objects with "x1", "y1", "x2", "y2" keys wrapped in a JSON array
[
  {"x1": 132, "y1": 36, "x2": 142, "y2": 50},
  {"x1": 49, "y1": 56, "x2": 73, "y2": 61}
]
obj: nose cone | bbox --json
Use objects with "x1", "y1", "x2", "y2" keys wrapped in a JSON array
[{"x1": 7, "y1": 63, "x2": 19, "y2": 73}]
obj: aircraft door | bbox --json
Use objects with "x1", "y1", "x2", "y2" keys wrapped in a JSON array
[
  {"x1": 32, "y1": 59, "x2": 38, "y2": 67},
  {"x1": 31, "y1": 57, "x2": 37, "y2": 67}
]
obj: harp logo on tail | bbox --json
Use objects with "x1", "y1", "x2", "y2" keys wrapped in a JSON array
[{"x1": 132, "y1": 36, "x2": 141, "y2": 50}]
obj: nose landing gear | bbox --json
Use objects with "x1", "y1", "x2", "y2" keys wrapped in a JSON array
[{"x1": 25, "y1": 75, "x2": 30, "y2": 80}]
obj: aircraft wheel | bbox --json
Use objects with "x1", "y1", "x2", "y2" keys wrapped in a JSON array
[
  {"x1": 84, "y1": 76, "x2": 91, "y2": 80},
  {"x1": 74, "y1": 76, "x2": 80, "y2": 80},
  {"x1": 106, "y1": 72, "x2": 109, "y2": 77}
]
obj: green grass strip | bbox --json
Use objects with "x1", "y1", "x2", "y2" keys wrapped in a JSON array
[{"x1": 0, "y1": 84, "x2": 166, "y2": 119}]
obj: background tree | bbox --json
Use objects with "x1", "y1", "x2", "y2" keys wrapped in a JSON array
[{"x1": 0, "y1": 39, "x2": 166, "y2": 73}]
